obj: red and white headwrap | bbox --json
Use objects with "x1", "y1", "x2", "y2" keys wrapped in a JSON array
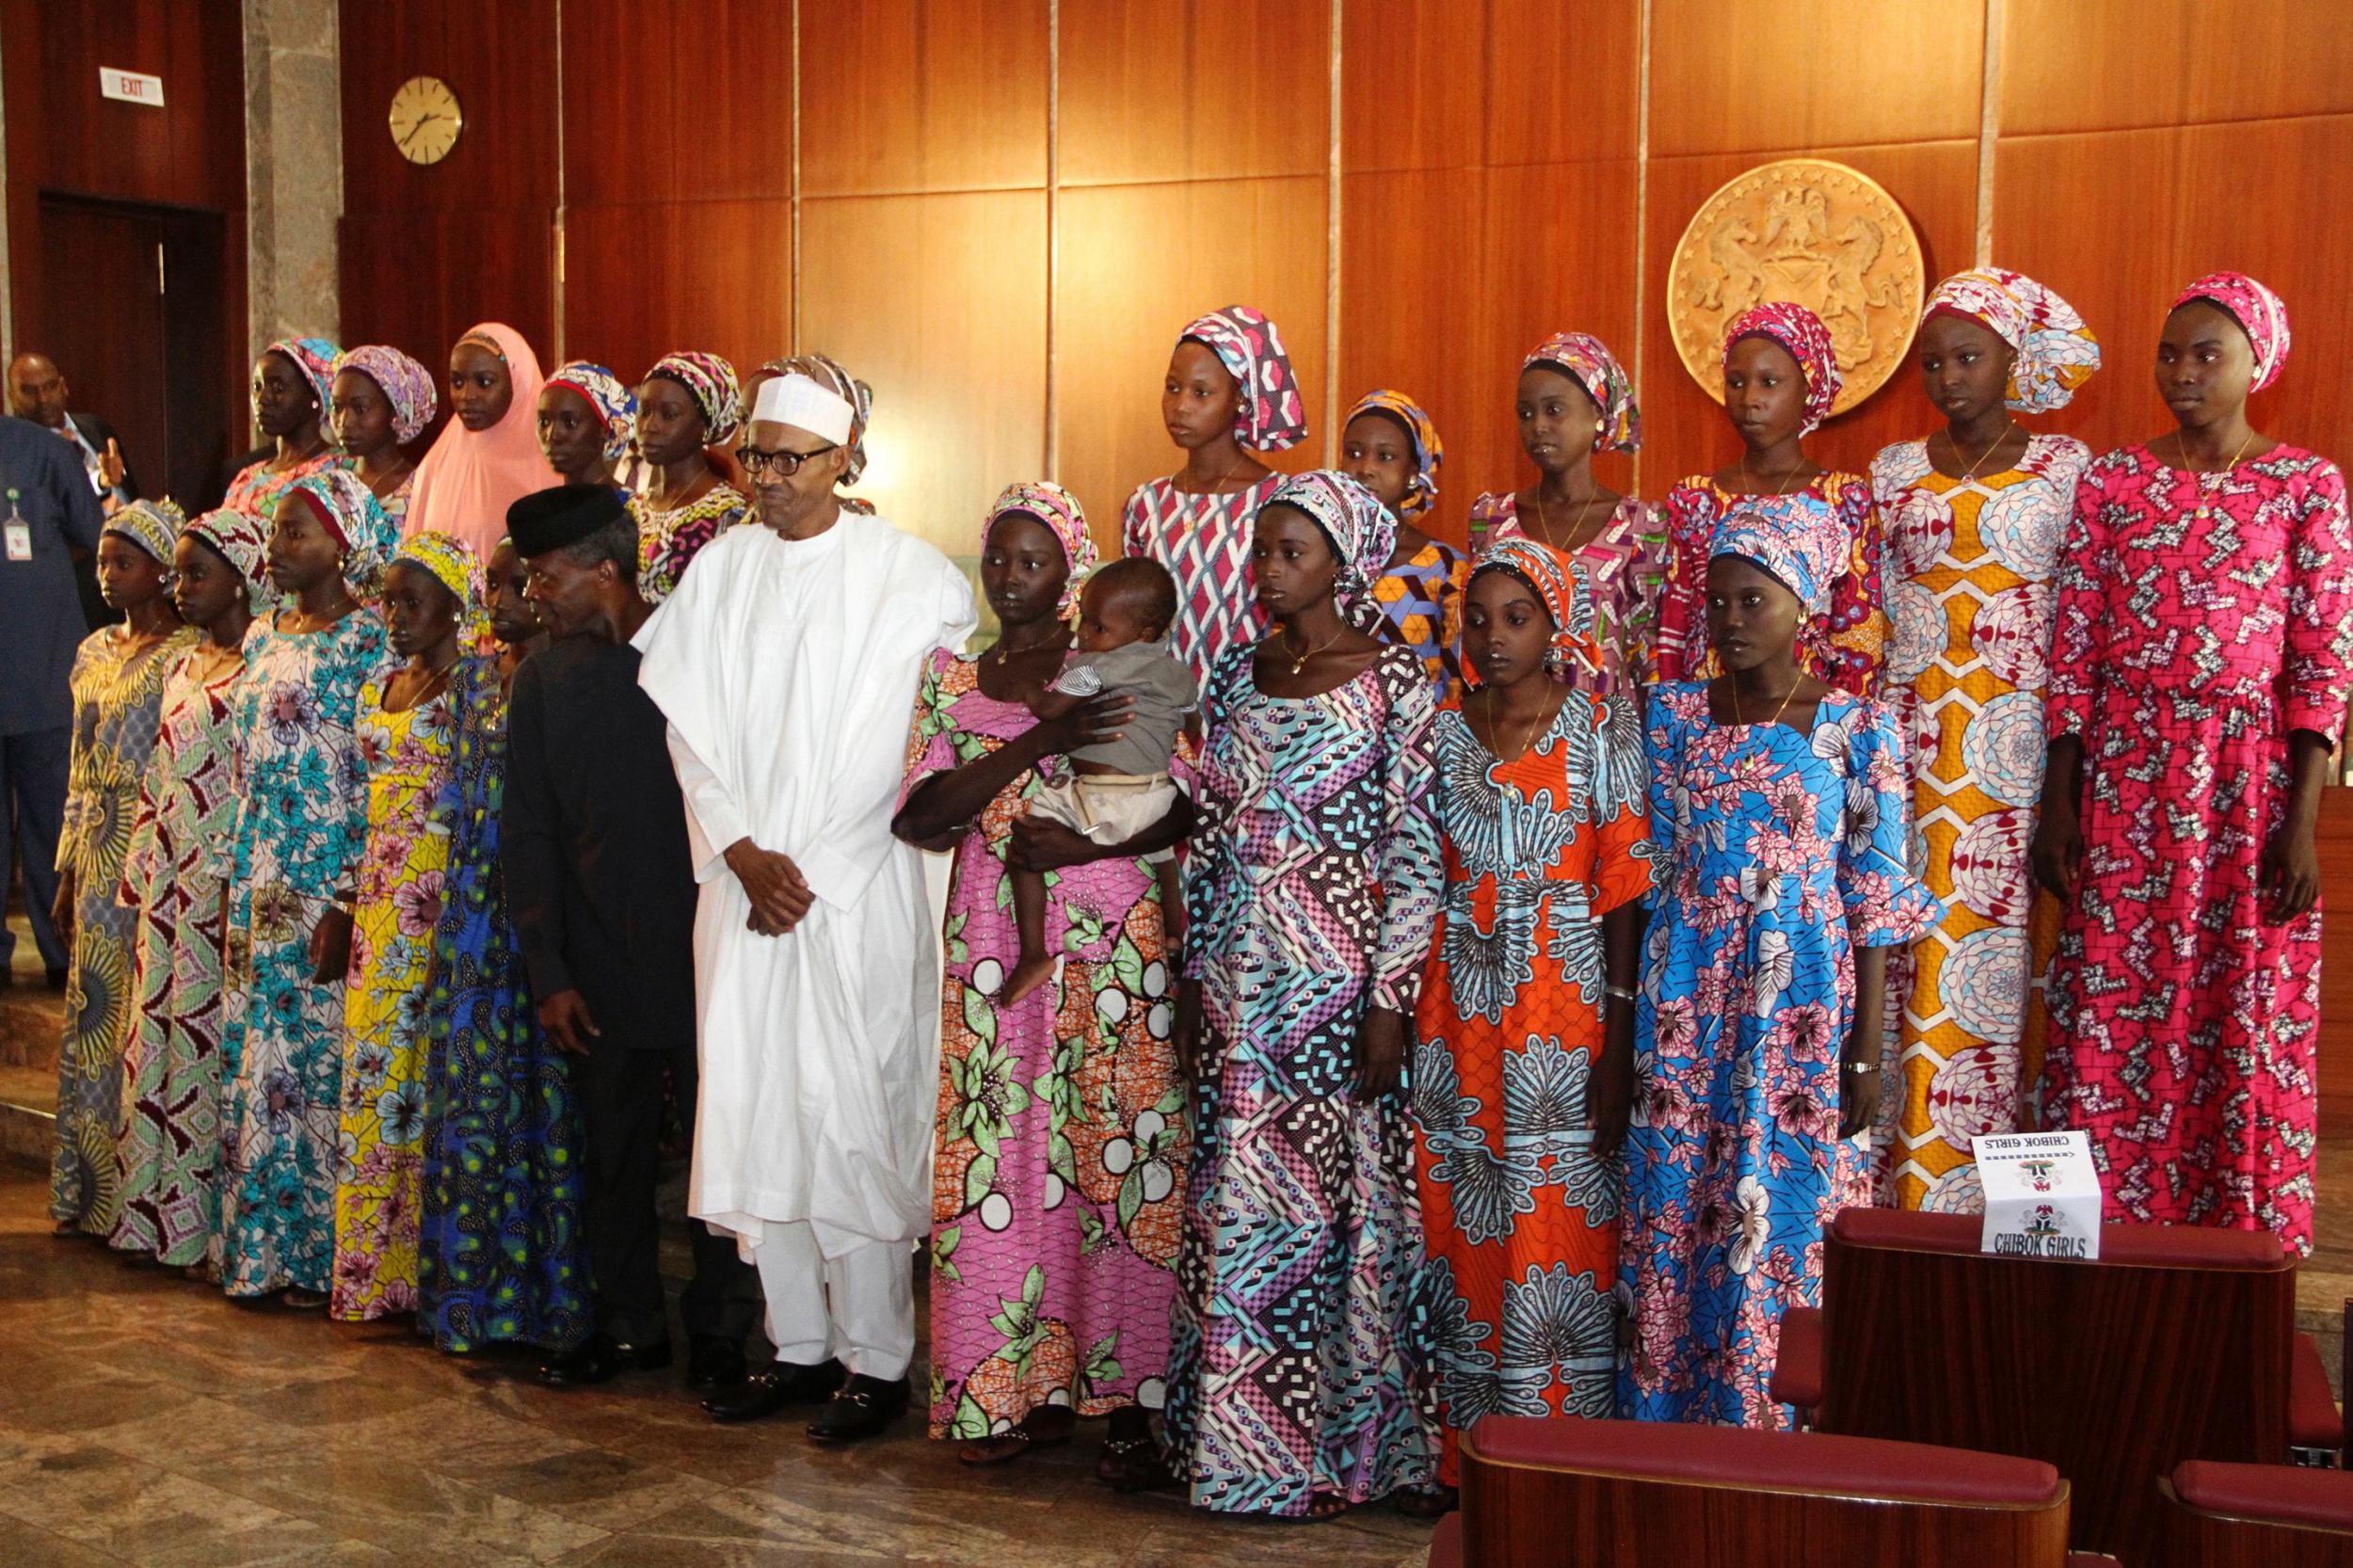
[
  {"x1": 2171, "y1": 270, "x2": 2291, "y2": 393},
  {"x1": 1723, "y1": 302, "x2": 1841, "y2": 435},
  {"x1": 983, "y1": 480, "x2": 1097, "y2": 620}
]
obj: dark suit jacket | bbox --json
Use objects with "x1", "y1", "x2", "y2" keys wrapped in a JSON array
[{"x1": 503, "y1": 633, "x2": 702, "y2": 1055}]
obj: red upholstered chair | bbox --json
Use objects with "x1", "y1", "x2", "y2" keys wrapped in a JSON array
[
  {"x1": 2159, "y1": 1460, "x2": 2353, "y2": 1565},
  {"x1": 1778, "y1": 1208, "x2": 2341, "y2": 1561},
  {"x1": 1431, "y1": 1415, "x2": 2073, "y2": 1566}
]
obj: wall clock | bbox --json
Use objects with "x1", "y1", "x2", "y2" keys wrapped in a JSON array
[{"x1": 389, "y1": 75, "x2": 462, "y2": 166}]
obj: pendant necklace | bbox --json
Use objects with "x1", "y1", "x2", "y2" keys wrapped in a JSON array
[{"x1": 2177, "y1": 428, "x2": 2257, "y2": 524}]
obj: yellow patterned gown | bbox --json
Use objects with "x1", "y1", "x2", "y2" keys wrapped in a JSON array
[
  {"x1": 330, "y1": 663, "x2": 464, "y2": 1319},
  {"x1": 1867, "y1": 434, "x2": 2090, "y2": 1210}
]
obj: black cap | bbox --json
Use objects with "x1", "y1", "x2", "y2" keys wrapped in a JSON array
[{"x1": 506, "y1": 483, "x2": 627, "y2": 556}]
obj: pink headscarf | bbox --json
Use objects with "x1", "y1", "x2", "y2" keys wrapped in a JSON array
[
  {"x1": 403, "y1": 322, "x2": 560, "y2": 555},
  {"x1": 1724, "y1": 302, "x2": 1842, "y2": 435},
  {"x1": 2171, "y1": 271, "x2": 2291, "y2": 393}
]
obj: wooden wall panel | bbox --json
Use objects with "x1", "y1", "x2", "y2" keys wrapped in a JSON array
[
  {"x1": 1341, "y1": 0, "x2": 1485, "y2": 172},
  {"x1": 1482, "y1": 0, "x2": 1640, "y2": 167},
  {"x1": 2001, "y1": 0, "x2": 2353, "y2": 136},
  {"x1": 1337, "y1": 167, "x2": 1488, "y2": 543},
  {"x1": 1639, "y1": 139, "x2": 1981, "y2": 488},
  {"x1": 336, "y1": 210, "x2": 556, "y2": 392},
  {"x1": 558, "y1": 0, "x2": 794, "y2": 206},
  {"x1": 797, "y1": 191, "x2": 1048, "y2": 558},
  {"x1": 559, "y1": 200, "x2": 792, "y2": 389},
  {"x1": 1054, "y1": 176, "x2": 1330, "y2": 551},
  {"x1": 339, "y1": 0, "x2": 559, "y2": 215},
  {"x1": 1992, "y1": 116, "x2": 2353, "y2": 466},
  {"x1": 1648, "y1": 0, "x2": 1984, "y2": 157},
  {"x1": 799, "y1": 0, "x2": 1049, "y2": 195},
  {"x1": 1059, "y1": 0, "x2": 1331, "y2": 185}
]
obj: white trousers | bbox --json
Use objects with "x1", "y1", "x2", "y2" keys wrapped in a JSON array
[{"x1": 751, "y1": 1221, "x2": 916, "y2": 1381}]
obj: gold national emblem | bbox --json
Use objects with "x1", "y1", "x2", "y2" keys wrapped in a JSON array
[{"x1": 1667, "y1": 159, "x2": 1927, "y2": 419}]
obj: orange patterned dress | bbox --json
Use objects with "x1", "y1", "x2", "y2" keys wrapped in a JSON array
[{"x1": 1410, "y1": 690, "x2": 1654, "y2": 1482}]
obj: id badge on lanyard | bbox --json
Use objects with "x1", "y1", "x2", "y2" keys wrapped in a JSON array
[{"x1": 3, "y1": 485, "x2": 27, "y2": 563}]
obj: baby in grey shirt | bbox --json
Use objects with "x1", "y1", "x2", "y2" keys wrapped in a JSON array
[{"x1": 1004, "y1": 558, "x2": 1194, "y2": 1005}]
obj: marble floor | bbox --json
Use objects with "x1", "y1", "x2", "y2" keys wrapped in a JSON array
[{"x1": 0, "y1": 1172, "x2": 1434, "y2": 1568}]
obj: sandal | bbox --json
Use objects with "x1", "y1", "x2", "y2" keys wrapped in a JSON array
[
  {"x1": 959, "y1": 1410, "x2": 1074, "y2": 1466},
  {"x1": 1306, "y1": 1491, "x2": 1353, "y2": 1522},
  {"x1": 281, "y1": 1287, "x2": 328, "y2": 1310},
  {"x1": 1396, "y1": 1484, "x2": 1458, "y2": 1519}
]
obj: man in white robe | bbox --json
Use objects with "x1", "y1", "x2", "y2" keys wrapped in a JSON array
[{"x1": 635, "y1": 373, "x2": 975, "y2": 1441}]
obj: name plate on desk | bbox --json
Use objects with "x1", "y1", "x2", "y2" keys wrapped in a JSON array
[{"x1": 1977, "y1": 1131, "x2": 2102, "y2": 1260}]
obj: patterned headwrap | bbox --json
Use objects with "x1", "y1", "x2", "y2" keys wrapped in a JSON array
[
  {"x1": 545, "y1": 361, "x2": 638, "y2": 462},
  {"x1": 766, "y1": 353, "x2": 873, "y2": 486},
  {"x1": 1179, "y1": 305, "x2": 1308, "y2": 453},
  {"x1": 1525, "y1": 331, "x2": 1642, "y2": 453},
  {"x1": 284, "y1": 466, "x2": 400, "y2": 599},
  {"x1": 333, "y1": 344, "x2": 438, "y2": 444},
  {"x1": 262, "y1": 336, "x2": 341, "y2": 423},
  {"x1": 984, "y1": 480, "x2": 1097, "y2": 620},
  {"x1": 1342, "y1": 389, "x2": 1445, "y2": 520},
  {"x1": 645, "y1": 351, "x2": 744, "y2": 445},
  {"x1": 1723, "y1": 302, "x2": 1841, "y2": 435},
  {"x1": 1923, "y1": 268, "x2": 2101, "y2": 414},
  {"x1": 1464, "y1": 537, "x2": 1601, "y2": 689},
  {"x1": 103, "y1": 498, "x2": 184, "y2": 567},
  {"x1": 185, "y1": 506, "x2": 272, "y2": 605},
  {"x1": 390, "y1": 529, "x2": 487, "y2": 644},
  {"x1": 1708, "y1": 493, "x2": 1847, "y2": 615},
  {"x1": 1261, "y1": 470, "x2": 1395, "y2": 632},
  {"x1": 2171, "y1": 270, "x2": 2291, "y2": 393}
]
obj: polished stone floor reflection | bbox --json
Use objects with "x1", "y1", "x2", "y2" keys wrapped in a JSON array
[{"x1": 0, "y1": 1170, "x2": 1433, "y2": 1568}]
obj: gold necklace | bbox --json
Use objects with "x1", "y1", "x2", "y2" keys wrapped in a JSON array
[
  {"x1": 1945, "y1": 417, "x2": 2019, "y2": 486},
  {"x1": 1531, "y1": 485, "x2": 1606, "y2": 555},
  {"x1": 1484, "y1": 687, "x2": 1555, "y2": 760},
  {"x1": 1738, "y1": 458, "x2": 1807, "y2": 499},
  {"x1": 1280, "y1": 622, "x2": 1342, "y2": 675},
  {"x1": 2175, "y1": 427, "x2": 2258, "y2": 522},
  {"x1": 1734, "y1": 676, "x2": 1801, "y2": 728}
]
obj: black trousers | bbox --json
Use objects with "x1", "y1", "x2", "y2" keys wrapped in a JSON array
[{"x1": 569, "y1": 1035, "x2": 760, "y2": 1347}]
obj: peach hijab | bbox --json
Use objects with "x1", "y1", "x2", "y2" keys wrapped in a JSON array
[{"x1": 402, "y1": 321, "x2": 560, "y2": 555}]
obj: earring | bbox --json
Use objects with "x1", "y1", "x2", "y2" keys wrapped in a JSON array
[{"x1": 1543, "y1": 646, "x2": 1566, "y2": 679}]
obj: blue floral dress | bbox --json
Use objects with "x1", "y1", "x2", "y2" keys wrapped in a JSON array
[
  {"x1": 416, "y1": 657, "x2": 590, "y2": 1353},
  {"x1": 1618, "y1": 683, "x2": 1937, "y2": 1428},
  {"x1": 219, "y1": 609, "x2": 387, "y2": 1297}
]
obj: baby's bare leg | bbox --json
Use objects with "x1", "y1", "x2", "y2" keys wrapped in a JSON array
[{"x1": 1004, "y1": 864, "x2": 1057, "y2": 1005}]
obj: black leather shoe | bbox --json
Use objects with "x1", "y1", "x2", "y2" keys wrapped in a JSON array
[
  {"x1": 704, "y1": 1358, "x2": 845, "y2": 1423},
  {"x1": 686, "y1": 1336, "x2": 747, "y2": 1395},
  {"x1": 537, "y1": 1334, "x2": 673, "y2": 1387},
  {"x1": 807, "y1": 1373, "x2": 910, "y2": 1445}
]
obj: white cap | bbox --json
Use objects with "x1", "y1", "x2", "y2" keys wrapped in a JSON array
[{"x1": 753, "y1": 372, "x2": 854, "y2": 445}]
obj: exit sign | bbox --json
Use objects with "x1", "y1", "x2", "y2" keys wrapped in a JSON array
[{"x1": 99, "y1": 68, "x2": 164, "y2": 106}]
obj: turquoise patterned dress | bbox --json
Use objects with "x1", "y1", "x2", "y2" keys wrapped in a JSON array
[
  {"x1": 218, "y1": 609, "x2": 387, "y2": 1296},
  {"x1": 416, "y1": 656, "x2": 590, "y2": 1352}
]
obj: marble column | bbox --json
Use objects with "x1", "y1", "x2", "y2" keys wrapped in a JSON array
[{"x1": 243, "y1": 0, "x2": 342, "y2": 382}]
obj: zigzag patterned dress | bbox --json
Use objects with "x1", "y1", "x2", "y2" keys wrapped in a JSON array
[
  {"x1": 1121, "y1": 473, "x2": 1279, "y2": 695},
  {"x1": 1161, "y1": 643, "x2": 1444, "y2": 1515}
]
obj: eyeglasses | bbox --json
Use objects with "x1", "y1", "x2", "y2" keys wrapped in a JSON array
[{"x1": 735, "y1": 441, "x2": 839, "y2": 478}]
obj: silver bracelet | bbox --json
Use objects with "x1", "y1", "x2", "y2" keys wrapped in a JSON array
[
  {"x1": 1842, "y1": 1061, "x2": 1881, "y2": 1076},
  {"x1": 1604, "y1": 984, "x2": 1637, "y2": 1003}
]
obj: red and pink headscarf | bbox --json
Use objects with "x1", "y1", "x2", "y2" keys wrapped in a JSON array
[
  {"x1": 1723, "y1": 302, "x2": 1841, "y2": 435},
  {"x1": 1923, "y1": 267, "x2": 2101, "y2": 414},
  {"x1": 1465, "y1": 537, "x2": 1601, "y2": 688},
  {"x1": 645, "y1": 351, "x2": 744, "y2": 445},
  {"x1": 2171, "y1": 270, "x2": 2291, "y2": 393},
  {"x1": 984, "y1": 479, "x2": 1097, "y2": 620},
  {"x1": 1525, "y1": 331, "x2": 1642, "y2": 453},
  {"x1": 1179, "y1": 305, "x2": 1308, "y2": 453}
]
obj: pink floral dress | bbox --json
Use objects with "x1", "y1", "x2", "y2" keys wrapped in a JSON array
[{"x1": 2036, "y1": 443, "x2": 2353, "y2": 1256}]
